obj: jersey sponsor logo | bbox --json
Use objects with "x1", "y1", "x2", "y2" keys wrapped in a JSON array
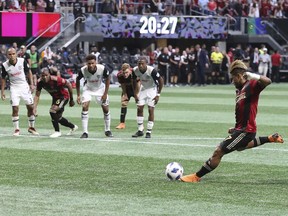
[
  {"x1": 236, "y1": 92, "x2": 246, "y2": 104},
  {"x1": 10, "y1": 71, "x2": 22, "y2": 77}
]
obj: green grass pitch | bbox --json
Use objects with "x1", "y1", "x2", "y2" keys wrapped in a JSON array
[{"x1": 0, "y1": 84, "x2": 287, "y2": 215}]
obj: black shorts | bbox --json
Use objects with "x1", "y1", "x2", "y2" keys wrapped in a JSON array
[
  {"x1": 170, "y1": 66, "x2": 179, "y2": 76},
  {"x1": 31, "y1": 68, "x2": 40, "y2": 75},
  {"x1": 52, "y1": 98, "x2": 68, "y2": 112},
  {"x1": 212, "y1": 63, "x2": 221, "y2": 73},
  {"x1": 220, "y1": 130, "x2": 256, "y2": 153}
]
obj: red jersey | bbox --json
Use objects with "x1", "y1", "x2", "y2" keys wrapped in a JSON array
[
  {"x1": 37, "y1": 76, "x2": 69, "y2": 99},
  {"x1": 271, "y1": 53, "x2": 281, "y2": 66},
  {"x1": 234, "y1": 80, "x2": 265, "y2": 133},
  {"x1": 117, "y1": 70, "x2": 134, "y2": 94}
]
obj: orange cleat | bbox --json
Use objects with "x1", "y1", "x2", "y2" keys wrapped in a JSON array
[
  {"x1": 180, "y1": 173, "x2": 201, "y2": 183},
  {"x1": 268, "y1": 133, "x2": 284, "y2": 143},
  {"x1": 116, "y1": 123, "x2": 126, "y2": 129}
]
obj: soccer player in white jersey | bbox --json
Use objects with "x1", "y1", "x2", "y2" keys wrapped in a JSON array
[
  {"x1": 131, "y1": 57, "x2": 164, "y2": 138},
  {"x1": 76, "y1": 54, "x2": 113, "y2": 138},
  {"x1": 258, "y1": 48, "x2": 271, "y2": 77},
  {"x1": 1, "y1": 47, "x2": 38, "y2": 136}
]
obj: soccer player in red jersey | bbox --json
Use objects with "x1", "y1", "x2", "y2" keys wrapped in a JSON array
[
  {"x1": 181, "y1": 60, "x2": 284, "y2": 183},
  {"x1": 34, "y1": 68, "x2": 78, "y2": 138},
  {"x1": 115, "y1": 63, "x2": 135, "y2": 129}
]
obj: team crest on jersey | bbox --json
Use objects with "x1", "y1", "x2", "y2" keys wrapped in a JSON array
[
  {"x1": 97, "y1": 75, "x2": 101, "y2": 79},
  {"x1": 236, "y1": 92, "x2": 246, "y2": 103},
  {"x1": 18, "y1": 66, "x2": 23, "y2": 70}
]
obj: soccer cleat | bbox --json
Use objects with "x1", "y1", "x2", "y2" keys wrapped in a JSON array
[
  {"x1": 13, "y1": 129, "x2": 20, "y2": 136},
  {"x1": 268, "y1": 133, "x2": 284, "y2": 143},
  {"x1": 145, "y1": 132, "x2": 151, "y2": 138},
  {"x1": 28, "y1": 127, "x2": 39, "y2": 135},
  {"x1": 67, "y1": 125, "x2": 78, "y2": 136},
  {"x1": 132, "y1": 130, "x2": 144, "y2": 138},
  {"x1": 105, "y1": 131, "x2": 113, "y2": 137},
  {"x1": 80, "y1": 132, "x2": 88, "y2": 139},
  {"x1": 180, "y1": 173, "x2": 201, "y2": 183},
  {"x1": 49, "y1": 131, "x2": 61, "y2": 138},
  {"x1": 116, "y1": 123, "x2": 126, "y2": 129}
]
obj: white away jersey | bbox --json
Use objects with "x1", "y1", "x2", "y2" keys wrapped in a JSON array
[
  {"x1": 132, "y1": 65, "x2": 160, "y2": 90},
  {"x1": 78, "y1": 64, "x2": 109, "y2": 91},
  {"x1": 1, "y1": 58, "x2": 29, "y2": 88}
]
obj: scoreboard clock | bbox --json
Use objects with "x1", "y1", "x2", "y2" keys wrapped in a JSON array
[{"x1": 139, "y1": 16, "x2": 178, "y2": 35}]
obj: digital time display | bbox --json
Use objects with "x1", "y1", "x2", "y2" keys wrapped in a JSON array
[
  {"x1": 139, "y1": 16, "x2": 178, "y2": 35},
  {"x1": 84, "y1": 14, "x2": 228, "y2": 39}
]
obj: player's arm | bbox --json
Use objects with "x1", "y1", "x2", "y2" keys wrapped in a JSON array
[
  {"x1": 24, "y1": 60, "x2": 34, "y2": 92},
  {"x1": 117, "y1": 71, "x2": 127, "y2": 95},
  {"x1": 120, "y1": 83, "x2": 127, "y2": 95},
  {"x1": 157, "y1": 55, "x2": 166, "y2": 66},
  {"x1": 63, "y1": 79, "x2": 75, "y2": 107},
  {"x1": 131, "y1": 70, "x2": 140, "y2": 102},
  {"x1": 1, "y1": 65, "x2": 7, "y2": 100},
  {"x1": 169, "y1": 55, "x2": 177, "y2": 65},
  {"x1": 151, "y1": 69, "x2": 164, "y2": 104},
  {"x1": 76, "y1": 70, "x2": 83, "y2": 105},
  {"x1": 26, "y1": 53, "x2": 31, "y2": 68},
  {"x1": 33, "y1": 82, "x2": 42, "y2": 116},
  {"x1": 244, "y1": 71, "x2": 271, "y2": 88},
  {"x1": 102, "y1": 68, "x2": 110, "y2": 102}
]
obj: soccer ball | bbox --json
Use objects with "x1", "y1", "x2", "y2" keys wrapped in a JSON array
[{"x1": 165, "y1": 162, "x2": 184, "y2": 181}]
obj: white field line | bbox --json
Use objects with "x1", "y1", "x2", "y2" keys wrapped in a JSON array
[{"x1": 0, "y1": 133, "x2": 286, "y2": 152}]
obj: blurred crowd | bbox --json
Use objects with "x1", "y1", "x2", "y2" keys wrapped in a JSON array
[
  {"x1": 0, "y1": 0, "x2": 287, "y2": 18},
  {"x1": 0, "y1": 0, "x2": 57, "y2": 12},
  {"x1": 0, "y1": 42, "x2": 87, "y2": 89},
  {"x1": 1, "y1": 42, "x2": 287, "y2": 89}
]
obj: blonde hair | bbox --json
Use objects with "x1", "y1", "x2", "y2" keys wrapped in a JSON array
[
  {"x1": 229, "y1": 60, "x2": 247, "y2": 75},
  {"x1": 121, "y1": 63, "x2": 130, "y2": 71}
]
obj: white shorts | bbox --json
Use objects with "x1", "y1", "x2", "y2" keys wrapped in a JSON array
[
  {"x1": 10, "y1": 85, "x2": 34, "y2": 106},
  {"x1": 81, "y1": 88, "x2": 109, "y2": 106},
  {"x1": 137, "y1": 87, "x2": 157, "y2": 107}
]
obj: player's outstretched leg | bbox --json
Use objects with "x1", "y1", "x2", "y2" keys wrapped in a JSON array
[
  {"x1": 268, "y1": 133, "x2": 284, "y2": 143},
  {"x1": 248, "y1": 133, "x2": 284, "y2": 149}
]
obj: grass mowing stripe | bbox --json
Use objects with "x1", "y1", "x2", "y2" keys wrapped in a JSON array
[
  {"x1": 0, "y1": 131, "x2": 287, "y2": 166},
  {"x1": 0, "y1": 185, "x2": 286, "y2": 216},
  {"x1": 0, "y1": 148, "x2": 287, "y2": 215},
  {"x1": 0, "y1": 84, "x2": 287, "y2": 215}
]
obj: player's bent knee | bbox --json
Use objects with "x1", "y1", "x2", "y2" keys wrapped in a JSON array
[{"x1": 213, "y1": 147, "x2": 225, "y2": 159}]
